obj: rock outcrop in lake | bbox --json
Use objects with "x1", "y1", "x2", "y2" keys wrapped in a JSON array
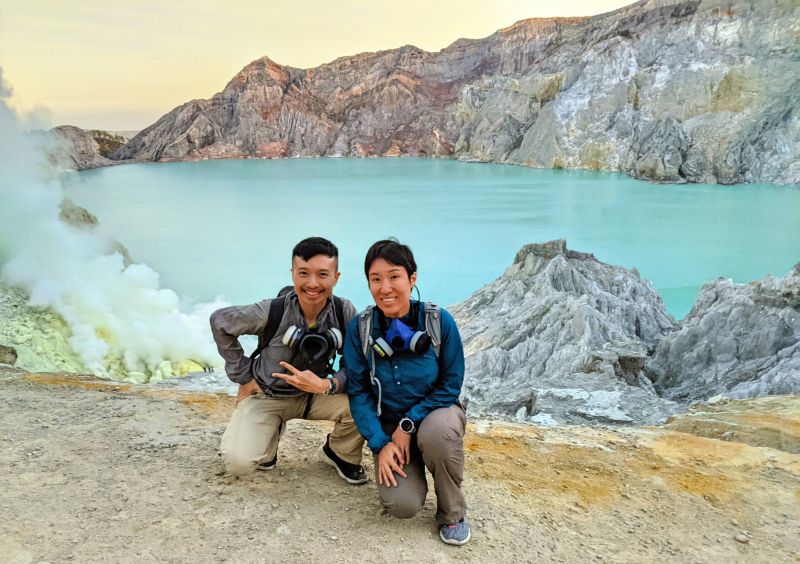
[
  {"x1": 450, "y1": 240, "x2": 680, "y2": 425},
  {"x1": 111, "y1": 0, "x2": 799, "y2": 184},
  {"x1": 648, "y1": 265, "x2": 800, "y2": 401},
  {"x1": 57, "y1": 198, "x2": 133, "y2": 265}
]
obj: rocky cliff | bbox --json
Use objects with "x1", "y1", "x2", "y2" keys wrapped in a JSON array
[
  {"x1": 112, "y1": 0, "x2": 799, "y2": 184},
  {"x1": 450, "y1": 240, "x2": 680, "y2": 425},
  {"x1": 648, "y1": 264, "x2": 800, "y2": 401}
]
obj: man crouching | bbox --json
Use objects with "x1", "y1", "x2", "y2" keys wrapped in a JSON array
[{"x1": 210, "y1": 237, "x2": 367, "y2": 483}]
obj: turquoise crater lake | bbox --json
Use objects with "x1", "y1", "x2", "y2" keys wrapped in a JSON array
[{"x1": 61, "y1": 158, "x2": 800, "y2": 319}]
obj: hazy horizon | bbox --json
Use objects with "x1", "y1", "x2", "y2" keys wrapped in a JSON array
[{"x1": 0, "y1": 0, "x2": 633, "y2": 131}]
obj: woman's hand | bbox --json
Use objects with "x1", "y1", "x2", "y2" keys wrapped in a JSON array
[
  {"x1": 376, "y1": 442, "x2": 408, "y2": 487},
  {"x1": 272, "y1": 361, "x2": 327, "y2": 394},
  {"x1": 391, "y1": 425, "x2": 411, "y2": 464},
  {"x1": 236, "y1": 380, "x2": 261, "y2": 405}
]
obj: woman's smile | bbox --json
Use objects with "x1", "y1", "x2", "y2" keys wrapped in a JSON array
[{"x1": 368, "y1": 258, "x2": 417, "y2": 318}]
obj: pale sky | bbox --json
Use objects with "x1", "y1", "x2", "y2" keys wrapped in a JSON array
[{"x1": 0, "y1": 0, "x2": 633, "y2": 131}]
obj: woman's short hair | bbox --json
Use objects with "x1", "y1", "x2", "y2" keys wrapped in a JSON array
[{"x1": 364, "y1": 239, "x2": 417, "y2": 279}]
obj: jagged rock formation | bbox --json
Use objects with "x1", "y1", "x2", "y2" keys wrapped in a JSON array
[
  {"x1": 648, "y1": 265, "x2": 800, "y2": 401},
  {"x1": 49, "y1": 125, "x2": 114, "y2": 170},
  {"x1": 112, "y1": 0, "x2": 799, "y2": 184},
  {"x1": 450, "y1": 240, "x2": 679, "y2": 425}
]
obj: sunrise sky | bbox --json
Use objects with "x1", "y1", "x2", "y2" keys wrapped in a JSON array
[{"x1": 0, "y1": 0, "x2": 632, "y2": 131}]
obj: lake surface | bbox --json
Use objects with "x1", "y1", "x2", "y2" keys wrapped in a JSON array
[{"x1": 62, "y1": 158, "x2": 800, "y2": 319}]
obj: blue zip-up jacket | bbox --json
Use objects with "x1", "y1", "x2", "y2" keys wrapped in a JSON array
[{"x1": 344, "y1": 300, "x2": 465, "y2": 453}]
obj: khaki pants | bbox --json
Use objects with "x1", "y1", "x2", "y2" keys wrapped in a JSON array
[
  {"x1": 220, "y1": 392, "x2": 364, "y2": 476},
  {"x1": 377, "y1": 404, "x2": 467, "y2": 525}
]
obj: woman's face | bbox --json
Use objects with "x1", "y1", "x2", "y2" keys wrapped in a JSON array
[{"x1": 368, "y1": 258, "x2": 417, "y2": 318}]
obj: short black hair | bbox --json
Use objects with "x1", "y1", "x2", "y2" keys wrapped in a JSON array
[
  {"x1": 364, "y1": 239, "x2": 417, "y2": 279},
  {"x1": 293, "y1": 237, "x2": 338, "y2": 263}
]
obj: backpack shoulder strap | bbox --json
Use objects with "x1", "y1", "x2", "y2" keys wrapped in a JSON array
[
  {"x1": 332, "y1": 296, "x2": 346, "y2": 342},
  {"x1": 424, "y1": 302, "x2": 442, "y2": 359},
  {"x1": 357, "y1": 305, "x2": 383, "y2": 417},
  {"x1": 358, "y1": 305, "x2": 375, "y2": 358},
  {"x1": 251, "y1": 294, "x2": 288, "y2": 360}
]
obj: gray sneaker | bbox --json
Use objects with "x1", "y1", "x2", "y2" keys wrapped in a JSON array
[{"x1": 439, "y1": 517, "x2": 471, "y2": 546}]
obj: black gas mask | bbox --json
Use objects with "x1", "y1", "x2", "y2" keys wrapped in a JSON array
[{"x1": 282, "y1": 325, "x2": 343, "y2": 376}]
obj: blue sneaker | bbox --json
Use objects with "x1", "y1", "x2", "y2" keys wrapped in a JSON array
[{"x1": 439, "y1": 517, "x2": 471, "y2": 545}]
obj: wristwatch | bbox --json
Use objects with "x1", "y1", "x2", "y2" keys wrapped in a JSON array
[
  {"x1": 324, "y1": 378, "x2": 337, "y2": 396},
  {"x1": 399, "y1": 417, "x2": 416, "y2": 434}
]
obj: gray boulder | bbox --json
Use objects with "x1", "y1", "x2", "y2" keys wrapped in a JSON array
[
  {"x1": 0, "y1": 344, "x2": 17, "y2": 366},
  {"x1": 649, "y1": 265, "x2": 800, "y2": 401},
  {"x1": 450, "y1": 240, "x2": 680, "y2": 425}
]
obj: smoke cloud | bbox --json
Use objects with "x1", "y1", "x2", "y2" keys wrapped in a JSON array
[{"x1": 0, "y1": 68, "x2": 226, "y2": 380}]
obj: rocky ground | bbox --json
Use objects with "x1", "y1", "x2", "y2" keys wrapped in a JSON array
[{"x1": 1, "y1": 368, "x2": 797, "y2": 563}]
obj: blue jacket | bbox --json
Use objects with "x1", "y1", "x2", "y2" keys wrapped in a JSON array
[{"x1": 344, "y1": 300, "x2": 465, "y2": 452}]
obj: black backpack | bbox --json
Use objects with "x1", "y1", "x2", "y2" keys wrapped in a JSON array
[{"x1": 249, "y1": 286, "x2": 346, "y2": 362}]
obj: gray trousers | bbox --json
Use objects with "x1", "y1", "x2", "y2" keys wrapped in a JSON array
[{"x1": 376, "y1": 404, "x2": 467, "y2": 525}]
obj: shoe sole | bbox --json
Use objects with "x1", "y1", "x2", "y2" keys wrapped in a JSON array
[
  {"x1": 317, "y1": 446, "x2": 368, "y2": 485},
  {"x1": 255, "y1": 463, "x2": 276, "y2": 471},
  {"x1": 439, "y1": 528, "x2": 471, "y2": 546}
]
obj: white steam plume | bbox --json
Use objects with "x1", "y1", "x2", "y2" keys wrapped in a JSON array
[{"x1": 0, "y1": 68, "x2": 226, "y2": 380}]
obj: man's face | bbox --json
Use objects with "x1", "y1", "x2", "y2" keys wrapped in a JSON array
[{"x1": 291, "y1": 254, "x2": 340, "y2": 313}]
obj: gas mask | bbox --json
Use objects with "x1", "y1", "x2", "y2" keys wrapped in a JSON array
[
  {"x1": 370, "y1": 318, "x2": 431, "y2": 358},
  {"x1": 282, "y1": 325, "x2": 343, "y2": 376}
]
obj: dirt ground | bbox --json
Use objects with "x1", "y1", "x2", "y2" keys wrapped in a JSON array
[{"x1": 1, "y1": 368, "x2": 798, "y2": 563}]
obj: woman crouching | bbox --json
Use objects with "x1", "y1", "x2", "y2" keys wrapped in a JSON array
[{"x1": 344, "y1": 239, "x2": 470, "y2": 545}]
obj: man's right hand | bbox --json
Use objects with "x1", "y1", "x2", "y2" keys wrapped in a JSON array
[{"x1": 236, "y1": 380, "x2": 261, "y2": 405}]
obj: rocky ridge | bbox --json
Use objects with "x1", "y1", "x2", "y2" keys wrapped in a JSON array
[
  {"x1": 111, "y1": 0, "x2": 799, "y2": 184},
  {"x1": 648, "y1": 264, "x2": 800, "y2": 401},
  {"x1": 452, "y1": 239, "x2": 799, "y2": 425},
  {"x1": 451, "y1": 240, "x2": 680, "y2": 425}
]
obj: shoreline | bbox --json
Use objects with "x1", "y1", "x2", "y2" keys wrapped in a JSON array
[{"x1": 89, "y1": 152, "x2": 800, "y2": 188}]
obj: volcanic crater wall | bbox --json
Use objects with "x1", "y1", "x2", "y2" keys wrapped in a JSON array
[{"x1": 112, "y1": 0, "x2": 800, "y2": 184}]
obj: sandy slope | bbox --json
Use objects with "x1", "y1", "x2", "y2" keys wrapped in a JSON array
[{"x1": 1, "y1": 368, "x2": 798, "y2": 563}]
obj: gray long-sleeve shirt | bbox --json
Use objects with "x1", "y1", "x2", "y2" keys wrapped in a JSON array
[{"x1": 209, "y1": 293, "x2": 357, "y2": 397}]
